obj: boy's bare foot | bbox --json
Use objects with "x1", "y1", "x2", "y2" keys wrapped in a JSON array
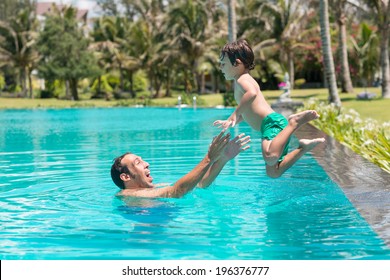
[
  {"x1": 299, "y1": 138, "x2": 325, "y2": 152},
  {"x1": 288, "y1": 110, "x2": 319, "y2": 130}
]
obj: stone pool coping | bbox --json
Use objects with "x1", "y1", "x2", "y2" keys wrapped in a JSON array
[{"x1": 295, "y1": 123, "x2": 390, "y2": 247}]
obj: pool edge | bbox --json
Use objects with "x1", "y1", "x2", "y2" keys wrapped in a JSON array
[{"x1": 294, "y1": 123, "x2": 390, "y2": 248}]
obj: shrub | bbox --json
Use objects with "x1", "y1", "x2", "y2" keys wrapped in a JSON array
[
  {"x1": 302, "y1": 99, "x2": 390, "y2": 173},
  {"x1": 176, "y1": 94, "x2": 206, "y2": 107},
  {"x1": 107, "y1": 74, "x2": 120, "y2": 90},
  {"x1": 91, "y1": 75, "x2": 113, "y2": 95},
  {"x1": 294, "y1": 78, "x2": 306, "y2": 88},
  {"x1": 0, "y1": 74, "x2": 5, "y2": 90},
  {"x1": 223, "y1": 91, "x2": 237, "y2": 107},
  {"x1": 40, "y1": 89, "x2": 53, "y2": 98},
  {"x1": 41, "y1": 80, "x2": 64, "y2": 98},
  {"x1": 133, "y1": 70, "x2": 148, "y2": 91}
]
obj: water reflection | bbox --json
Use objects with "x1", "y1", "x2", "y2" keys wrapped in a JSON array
[{"x1": 115, "y1": 196, "x2": 178, "y2": 233}]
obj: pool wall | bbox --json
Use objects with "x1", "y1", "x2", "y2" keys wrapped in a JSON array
[{"x1": 295, "y1": 123, "x2": 390, "y2": 247}]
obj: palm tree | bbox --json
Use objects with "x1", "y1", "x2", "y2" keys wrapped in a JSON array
[
  {"x1": 91, "y1": 16, "x2": 140, "y2": 97},
  {"x1": 332, "y1": 0, "x2": 354, "y2": 93},
  {"x1": 198, "y1": 0, "x2": 227, "y2": 94},
  {"x1": 360, "y1": 0, "x2": 390, "y2": 98},
  {"x1": 319, "y1": 0, "x2": 341, "y2": 106},
  {"x1": 167, "y1": 0, "x2": 210, "y2": 94},
  {"x1": 0, "y1": 8, "x2": 39, "y2": 98},
  {"x1": 243, "y1": 0, "x2": 316, "y2": 89},
  {"x1": 125, "y1": 0, "x2": 173, "y2": 98},
  {"x1": 350, "y1": 22, "x2": 380, "y2": 87},
  {"x1": 0, "y1": 0, "x2": 30, "y2": 21},
  {"x1": 123, "y1": 19, "x2": 153, "y2": 97},
  {"x1": 90, "y1": 17, "x2": 118, "y2": 99},
  {"x1": 228, "y1": 0, "x2": 237, "y2": 42}
]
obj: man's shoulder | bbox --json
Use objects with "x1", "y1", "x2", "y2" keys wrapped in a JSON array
[
  {"x1": 118, "y1": 185, "x2": 173, "y2": 198},
  {"x1": 154, "y1": 183, "x2": 171, "y2": 188}
]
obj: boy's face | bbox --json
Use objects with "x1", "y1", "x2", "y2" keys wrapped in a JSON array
[{"x1": 219, "y1": 54, "x2": 237, "y2": 81}]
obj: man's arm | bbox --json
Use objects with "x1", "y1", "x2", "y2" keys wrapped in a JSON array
[
  {"x1": 198, "y1": 133, "x2": 250, "y2": 188},
  {"x1": 150, "y1": 130, "x2": 230, "y2": 198}
]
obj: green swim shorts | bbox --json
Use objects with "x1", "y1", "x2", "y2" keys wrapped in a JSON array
[{"x1": 261, "y1": 112, "x2": 290, "y2": 162}]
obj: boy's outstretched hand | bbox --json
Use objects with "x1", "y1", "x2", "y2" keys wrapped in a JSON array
[
  {"x1": 213, "y1": 119, "x2": 234, "y2": 130},
  {"x1": 213, "y1": 112, "x2": 241, "y2": 130}
]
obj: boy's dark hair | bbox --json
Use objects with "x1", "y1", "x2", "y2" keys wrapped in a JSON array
[
  {"x1": 220, "y1": 39, "x2": 255, "y2": 70},
  {"x1": 111, "y1": 152, "x2": 134, "y2": 189}
]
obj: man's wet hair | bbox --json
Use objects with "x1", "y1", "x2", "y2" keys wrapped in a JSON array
[
  {"x1": 220, "y1": 39, "x2": 255, "y2": 70},
  {"x1": 111, "y1": 152, "x2": 134, "y2": 189}
]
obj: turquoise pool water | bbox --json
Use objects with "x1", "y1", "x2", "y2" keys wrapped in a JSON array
[{"x1": 0, "y1": 107, "x2": 389, "y2": 260}]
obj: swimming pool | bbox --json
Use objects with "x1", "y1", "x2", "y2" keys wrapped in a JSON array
[{"x1": 0, "y1": 107, "x2": 389, "y2": 259}]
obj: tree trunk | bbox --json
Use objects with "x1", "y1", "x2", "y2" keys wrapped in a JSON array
[
  {"x1": 211, "y1": 72, "x2": 216, "y2": 93},
  {"x1": 319, "y1": 0, "x2": 341, "y2": 106},
  {"x1": 337, "y1": 2, "x2": 354, "y2": 93},
  {"x1": 119, "y1": 64, "x2": 124, "y2": 92},
  {"x1": 287, "y1": 50, "x2": 295, "y2": 89},
  {"x1": 97, "y1": 76, "x2": 101, "y2": 96},
  {"x1": 200, "y1": 71, "x2": 205, "y2": 94},
  {"x1": 214, "y1": 70, "x2": 220, "y2": 93},
  {"x1": 228, "y1": 0, "x2": 237, "y2": 42},
  {"x1": 195, "y1": 72, "x2": 202, "y2": 94},
  {"x1": 379, "y1": 4, "x2": 390, "y2": 99},
  {"x1": 65, "y1": 80, "x2": 70, "y2": 100},
  {"x1": 20, "y1": 68, "x2": 27, "y2": 97},
  {"x1": 69, "y1": 78, "x2": 79, "y2": 100},
  {"x1": 129, "y1": 70, "x2": 135, "y2": 98},
  {"x1": 164, "y1": 70, "x2": 172, "y2": 97},
  {"x1": 28, "y1": 69, "x2": 33, "y2": 99},
  {"x1": 148, "y1": 73, "x2": 154, "y2": 96},
  {"x1": 153, "y1": 77, "x2": 161, "y2": 98},
  {"x1": 184, "y1": 70, "x2": 190, "y2": 93}
]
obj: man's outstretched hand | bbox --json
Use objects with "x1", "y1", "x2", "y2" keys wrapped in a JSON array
[
  {"x1": 223, "y1": 133, "x2": 251, "y2": 161},
  {"x1": 207, "y1": 129, "x2": 230, "y2": 163}
]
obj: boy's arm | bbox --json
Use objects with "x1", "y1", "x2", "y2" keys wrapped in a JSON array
[
  {"x1": 233, "y1": 90, "x2": 257, "y2": 120},
  {"x1": 198, "y1": 133, "x2": 250, "y2": 188},
  {"x1": 152, "y1": 131, "x2": 230, "y2": 198},
  {"x1": 214, "y1": 80, "x2": 256, "y2": 129},
  {"x1": 213, "y1": 114, "x2": 243, "y2": 130}
]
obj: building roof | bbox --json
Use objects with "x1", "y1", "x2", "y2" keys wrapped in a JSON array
[{"x1": 36, "y1": 2, "x2": 88, "y2": 21}]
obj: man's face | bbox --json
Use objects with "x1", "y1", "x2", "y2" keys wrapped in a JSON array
[
  {"x1": 121, "y1": 154, "x2": 153, "y2": 188},
  {"x1": 219, "y1": 55, "x2": 236, "y2": 81}
]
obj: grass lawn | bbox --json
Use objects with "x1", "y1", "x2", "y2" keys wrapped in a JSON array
[
  {"x1": 1, "y1": 87, "x2": 389, "y2": 123},
  {"x1": 0, "y1": 97, "x2": 118, "y2": 109},
  {"x1": 202, "y1": 87, "x2": 389, "y2": 123}
]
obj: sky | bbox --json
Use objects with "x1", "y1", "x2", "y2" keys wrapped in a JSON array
[{"x1": 36, "y1": 0, "x2": 101, "y2": 16}]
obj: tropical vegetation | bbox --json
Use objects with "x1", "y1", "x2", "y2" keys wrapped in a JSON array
[
  {"x1": 302, "y1": 99, "x2": 390, "y2": 173},
  {"x1": 0, "y1": 0, "x2": 389, "y2": 172},
  {"x1": 0, "y1": 0, "x2": 389, "y2": 102}
]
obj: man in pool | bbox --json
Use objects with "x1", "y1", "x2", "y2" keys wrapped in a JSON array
[{"x1": 111, "y1": 131, "x2": 251, "y2": 198}]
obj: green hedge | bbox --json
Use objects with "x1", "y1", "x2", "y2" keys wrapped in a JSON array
[{"x1": 301, "y1": 99, "x2": 390, "y2": 173}]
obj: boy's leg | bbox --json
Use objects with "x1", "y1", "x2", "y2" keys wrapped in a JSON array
[
  {"x1": 263, "y1": 110, "x2": 319, "y2": 166},
  {"x1": 265, "y1": 138, "x2": 325, "y2": 178}
]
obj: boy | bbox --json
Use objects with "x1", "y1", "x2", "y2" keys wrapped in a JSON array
[{"x1": 214, "y1": 39, "x2": 325, "y2": 178}]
